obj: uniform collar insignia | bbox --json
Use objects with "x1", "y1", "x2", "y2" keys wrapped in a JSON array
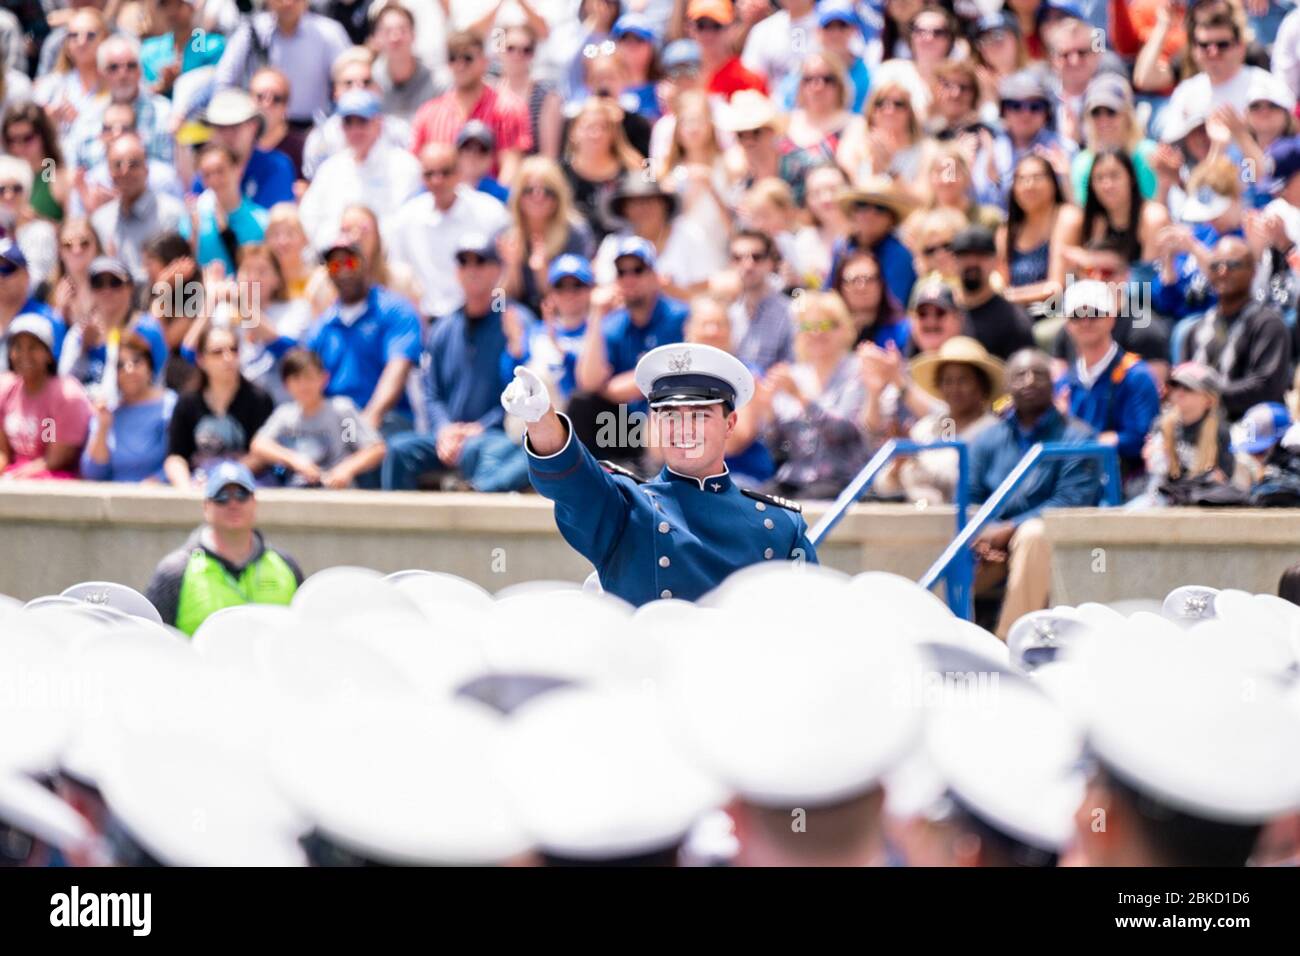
[{"x1": 663, "y1": 465, "x2": 731, "y2": 492}]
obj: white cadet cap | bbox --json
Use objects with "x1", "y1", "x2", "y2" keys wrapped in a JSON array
[
  {"x1": 1161, "y1": 584, "x2": 1221, "y2": 625},
  {"x1": 500, "y1": 688, "x2": 727, "y2": 861},
  {"x1": 1061, "y1": 279, "x2": 1115, "y2": 317},
  {"x1": 1006, "y1": 608, "x2": 1092, "y2": 672},
  {"x1": 635, "y1": 343, "x2": 755, "y2": 411},
  {"x1": 1073, "y1": 634, "x2": 1300, "y2": 824},
  {"x1": 664, "y1": 629, "x2": 922, "y2": 807},
  {"x1": 272, "y1": 699, "x2": 531, "y2": 865},
  {"x1": 60, "y1": 581, "x2": 163, "y2": 625},
  {"x1": 926, "y1": 682, "x2": 1084, "y2": 853},
  {"x1": 0, "y1": 772, "x2": 94, "y2": 853}
]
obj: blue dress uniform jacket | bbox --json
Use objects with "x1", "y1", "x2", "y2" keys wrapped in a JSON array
[{"x1": 527, "y1": 415, "x2": 818, "y2": 606}]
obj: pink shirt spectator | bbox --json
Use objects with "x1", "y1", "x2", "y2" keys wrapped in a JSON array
[
  {"x1": 0, "y1": 371, "x2": 93, "y2": 477},
  {"x1": 409, "y1": 85, "x2": 532, "y2": 173}
]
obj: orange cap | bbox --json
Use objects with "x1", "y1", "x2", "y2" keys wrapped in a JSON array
[{"x1": 687, "y1": 0, "x2": 734, "y2": 25}]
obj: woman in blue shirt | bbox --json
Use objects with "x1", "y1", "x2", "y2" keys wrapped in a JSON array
[
  {"x1": 80, "y1": 331, "x2": 176, "y2": 482},
  {"x1": 180, "y1": 143, "x2": 268, "y2": 274}
]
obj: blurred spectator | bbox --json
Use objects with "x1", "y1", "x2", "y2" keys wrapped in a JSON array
[
  {"x1": 876, "y1": 336, "x2": 1004, "y2": 504},
  {"x1": 496, "y1": 22, "x2": 562, "y2": 161},
  {"x1": 975, "y1": 70, "x2": 1074, "y2": 210},
  {"x1": 44, "y1": 218, "x2": 100, "y2": 325},
  {"x1": 562, "y1": 96, "x2": 642, "y2": 243},
  {"x1": 213, "y1": 0, "x2": 350, "y2": 125},
  {"x1": 1137, "y1": 361, "x2": 1236, "y2": 506},
  {"x1": 904, "y1": 207, "x2": 966, "y2": 285},
  {"x1": 720, "y1": 91, "x2": 784, "y2": 194},
  {"x1": 372, "y1": 3, "x2": 440, "y2": 124},
  {"x1": 501, "y1": 253, "x2": 594, "y2": 409},
  {"x1": 164, "y1": 322, "x2": 274, "y2": 488},
  {"x1": 764, "y1": 290, "x2": 870, "y2": 499},
  {"x1": 68, "y1": 101, "x2": 184, "y2": 221},
  {"x1": 298, "y1": 89, "x2": 422, "y2": 249},
  {"x1": 685, "y1": 1, "x2": 764, "y2": 100},
  {"x1": 2, "y1": 103, "x2": 69, "y2": 224},
  {"x1": 571, "y1": 236, "x2": 688, "y2": 460},
  {"x1": 145, "y1": 461, "x2": 303, "y2": 636},
  {"x1": 456, "y1": 121, "x2": 508, "y2": 203},
  {"x1": 0, "y1": 154, "x2": 56, "y2": 292},
  {"x1": 1185, "y1": 235, "x2": 1292, "y2": 419},
  {"x1": 1232, "y1": 400, "x2": 1300, "y2": 501},
  {"x1": 79, "y1": 330, "x2": 175, "y2": 483},
  {"x1": 997, "y1": 153, "x2": 1068, "y2": 311},
  {"x1": 1058, "y1": 279, "x2": 1162, "y2": 485},
  {"x1": 139, "y1": 0, "x2": 225, "y2": 95},
  {"x1": 382, "y1": 234, "x2": 531, "y2": 493},
  {"x1": 0, "y1": 239, "x2": 64, "y2": 372},
  {"x1": 656, "y1": 91, "x2": 733, "y2": 253},
  {"x1": 741, "y1": 0, "x2": 818, "y2": 92},
  {"x1": 1153, "y1": 156, "x2": 1245, "y2": 320},
  {"x1": 410, "y1": 30, "x2": 531, "y2": 186},
  {"x1": 200, "y1": 89, "x2": 297, "y2": 210},
  {"x1": 612, "y1": 13, "x2": 662, "y2": 122},
  {"x1": 500, "y1": 155, "x2": 594, "y2": 316},
  {"x1": 1069, "y1": 74, "x2": 1159, "y2": 204},
  {"x1": 304, "y1": 237, "x2": 422, "y2": 438},
  {"x1": 61, "y1": 257, "x2": 168, "y2": 392},
  {"x1": 968, "y1": 348, "x2": 1101, "y2": 638},
  {"x1": 725, "y1": 228, "x2": 794, "y2": 372},
  {"x1": 387, "y1": 142, "x2": 509, "y2": 320},
  {"x1": 778, "y1": 52, "x2": 865, "y2": 206},
  {"x1": 1047, "y1": 16, "x2": 1104, "y2": 145},
  {"x1": 838, "y1": 80, "x2": 925, "y2": 186},
  {"x1": 308, "y1": 203, "x2": 421, "y2": 317},
  {"x1": 250, "y1": 68, "x2": 306, "y2": 182},
  {"x1": 91, "y1": 134, "x2": 185, "y2": 283},
  {"x1": 791, "y1": 163, "x2": 848, "y2": 288},
  {"x1": 264, "y1": 203, "x2": 313, "y2": 301},
  {"x1": 950, "y1": 225, "x2": 1035, "y2": 361},
  {"x1": 1166, "y1": 8, "x2": 1269, "y2": 125},
  {"x1": 594, "y1": 176, "x2": 720, "y2": 296},
  {"x1": 300, "y1": 45, "x2": 413, "y2": 181},
  {"x1": 776, "y1": 2, "x2": 869, "y2": 113},
  {"x1": 32, "y1": 7, "x2": 105, "y2": 140},
  {"x1": 927, "y1": 59, "x2": 984, "y2": 141},
  {"x1": 836, "y1": 247, "x2": 908, "y2": 351},
  {"x1": 250, "y1": 347, "x2": 386, "y2": 489},
  {"x1": 829, "y1": 175, "x2": 918, "y2": 310},
  {"x1": 180, "y1": 143, "x2": 269, "y2": 273},
  {"x1": 0, "y1": 313, "x2": 90, "y2": 479},
  {"x1": 66, "y1": 34, "x2": 173, "y2": 172}
]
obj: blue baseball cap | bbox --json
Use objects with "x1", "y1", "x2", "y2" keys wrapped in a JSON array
[
  {"x1": 1037, "y1": 0, "x2": 1086, "y2": 22},
  {"x1": 1265, "y1": 137, "x2": 1300, "y2": 195},
  {"x1": 612, "y1": 13, "x2": 657, "y2": 44},
  {"x1": 548, "y1": 254, "x2": 595, "y2": 287},
  {"x1": 336, "y1": 89, "x2": 382, "y2": 120},
  {"x1": 612, "y1": 235, "x2": 657, "y2": 270},
  {"x1": 204, "y1": 461, "x2": 257, "y2": 500},
  {"x1": 1230, "y1": 402, "x2": 1292, "y2": 455},
  {"x1": 818, "y1": 1, "x2": 861, "y2": 29},
  {"x1": 661, "y1": 39, "x2": 701, "y2": 72},
  {"x1": 0, "y1": 238, "x2": 27, "y2": 271}
]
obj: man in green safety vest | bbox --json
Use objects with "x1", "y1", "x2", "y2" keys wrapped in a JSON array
[{"x1": 145, "y1": 462, "x2": 304, "y2": 635}]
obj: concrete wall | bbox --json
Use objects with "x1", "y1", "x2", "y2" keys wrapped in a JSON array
[{"x1": 0, "y1": 481, "x2": 1296, "y2": 604}]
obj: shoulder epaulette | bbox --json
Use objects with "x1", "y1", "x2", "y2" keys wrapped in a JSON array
[
  {"x1": 740, "y1": 487, "x2": 802, "y2": 513},
  {"x1": 599, "y1": 460, "x2": 646, "y2": 483}
]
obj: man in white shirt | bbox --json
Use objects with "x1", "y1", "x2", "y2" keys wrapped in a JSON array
[
  {"x1": 1271, "y1": 5, "x2": 1300, "y2": 99},
  {"x1": 1166, "y1": 10, "x2": 1272, "y2": 132},
  {"x1": 740, "y1": 0, "x2": 820, "y2": 92},
  {"x1": 297, "y1": 89, "x2": 423, "y2": 250},
  {"x1": 386, "y1": 142, "x2": 510, "y2": 320}
]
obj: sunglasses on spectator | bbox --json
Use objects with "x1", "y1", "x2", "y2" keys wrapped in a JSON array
[
  {"x1": 522, "y1": 185, "x2": 557, "y2": 200},
  {"x1": 1194, "y1": 38, "x2": 1236, "y2": 53},
  {"x1": 61, "y1": 238, "x2": 93, "y2": 252},
  {"x1": 911, "y1": 26, "x2": 952, "y2": 40},
  {"x1": 553, "y1": 279, "x2": 588, "y2": 292},
  {"x1": 505, "y1": 44, "x2": 535, "y2": 56},
  {"x1": 735, "y1": 128, "x2": 766, "y2": 142},
  {"x1": 342, "y1": 115, "x2": 373, "y2": 128},
  {"x1": 68, "y1": 31, "x2": 99, "y2": 43},
  {"x1": 255, "y1": 91, "x2": 288, "y2": 105},
  {"x1": 456, "y1": 254, "x2": 495, "y2": 267},
  {"x1": 851, "y1": 200, "x2": 892, "y2": 215},
  {"x1": 801, "y1": 73, "x2": 837, "y2": 87},
  {"x1": 692, "y1": 18, "x2": 724, "y2": 32},
  {"x1": 977, "y1": 28, "x2": 1011, "y2": 45},
  {"x1": 210, "y1": 487, "x2": 253, "y2": 505},
  {"x1": 90, "y1": 275, "x2": 128, "y2": 290},
  {"x1": 458, "y1": 141, "x2": 490, "y2": 154},
  {"x1": 422, "y1": 165, "x2": 456, "y2": 179},
  {"x1": 103, "y1": 123, "x2": 135, "y2": 136},
  {"x1": 110, "y1": 158, "x2": 145, "y2": 173},
  {"x1": 1249, "y1": 100, "x2": 1281, "y2": 112},
  {"x1": 667, "y1": 65, "x2": 700, "y2": 79},
  {"x1": 916, "y1": 305, "x2": 952, "y2": 320},
  {"x1": 940, "y1": 80, "x2": 975, "y2": 95},
  {"x1": 6, "y1": 130, "x2": 37, "y2": 146},
  {"x1": 1003, "y1": 99, "x2": 1049, "y2": 114},
  {"x1": 326, "y1": 254, "x2": 361, "y2": 274},
  {"x1": 875, "y1": 97, "x2": 911, "y2": 111},
  {"x1": 448, "y1": 51, "x2": 479, "y2": 65},
  {"x1": 0, "y1": 183, "x2": 22, "y2": 197},
  {"x1": 800, "y1": 318, "x2": 839, "y2": 333},
  {"x1": 922, "y1": 242, "x2": 953, "y2": 257},
  {"x1": 1054, "y1": 47, "x2": 1095, "y2": 63},
  {"x1": 842, "y1": 272, "x2": 879, "y2": 288},
  {"x1": 0, "y1": 261, "x2": 19, "y2": 277},
  {"x1": 1209, "y1": 258, "x2": 1250, "y2": 273},
  {"x1": 105, "y1": 61, "x2": 140, "y2": 73},
  {"x1": 1089, "y1": 106, "x2": 1119, "y2": 119},
  {"x1": 616, "y1": 263, "x2": 649, "y2": 278},
  {"x1": 730, "y1": 250, "x2": 768, "y2": 263}
]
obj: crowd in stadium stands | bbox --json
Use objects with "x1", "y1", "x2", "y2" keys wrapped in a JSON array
[{"x1": 5, "y1": 0, "x2": 1300, "y2": 513}]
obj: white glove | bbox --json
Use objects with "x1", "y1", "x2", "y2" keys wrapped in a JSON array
[{"x1": 501, "y1": 366, "x2": 551, "y2": 423}]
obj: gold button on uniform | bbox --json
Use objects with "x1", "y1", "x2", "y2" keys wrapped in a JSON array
[
  {"x1": 764, "y1": 518, "x2": 774, "y2": 529},
  {"x1": 658, "y1": 522, "x2": 670, "y2": 533},
  {"x1": 661, "y1": 589, "x2": 672, "y2": 599},
  {"x1": 659, "y1": 556, "x2": 670, "y2": 568}
]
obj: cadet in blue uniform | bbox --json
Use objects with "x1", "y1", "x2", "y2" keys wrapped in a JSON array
[{"x1": 501, "y1": 342, "x2": 818, "y2": 606}]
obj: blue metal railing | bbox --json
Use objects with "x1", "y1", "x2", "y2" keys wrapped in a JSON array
[
  {"x1": 919, "y1": 442, "x2": 1123, "y2": 619},
  {"x1": 810, "y1": 440, "x2": 1123, "y2": 620}
]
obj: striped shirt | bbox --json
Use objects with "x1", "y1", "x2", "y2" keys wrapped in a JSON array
[{"x1": 410, "y1": 84, "x2": 532, "y2": 173}]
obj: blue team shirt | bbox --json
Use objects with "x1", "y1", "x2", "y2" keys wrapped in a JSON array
[
  {"x1": 191, "y1": 148, "x2": 296, "y2": 208},
  {"x1": 306, "y1": 286, "x2": 423, "y2": 417},
  {"x1": 1062, "y1": 351, "x2": 1161, "y2": 466}
]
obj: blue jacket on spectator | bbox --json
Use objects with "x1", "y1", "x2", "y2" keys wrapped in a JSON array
[
  {"x1": 600, "y1": 294, "x2": 689, "y2": 414},
  {"x1": 1062, "y1": 348, "x2": 1161, "y2": 466},
  {"x1": 1151, "y1": 223, "x2": 1243, "y2": 320},
  {"x1": 79, "y1": 390, "x2": 177, "y2": 482},
  {"x1": 306, "y1": 285, "x2": 423, "y2": 419},
  {"x1": 423, "y1": 302, "x2": 535, "y2": 442},
  {"x1": 500, "y1": 317, "x2": 586, "y2": 403},
  {"x1": 827, "y1": 233, "x2": 916, "y2": 313},
  {"x1": 967, "y1": 405, "x2": 1102, "y2": 525}
]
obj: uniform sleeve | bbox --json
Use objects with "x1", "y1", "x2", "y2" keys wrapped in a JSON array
[
  {"x1": 525, "y1": 413, "x2": 632, "y2": 570},
  {"x1": 791, "y1": 513, "x2": 819, "y2": 566}
]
